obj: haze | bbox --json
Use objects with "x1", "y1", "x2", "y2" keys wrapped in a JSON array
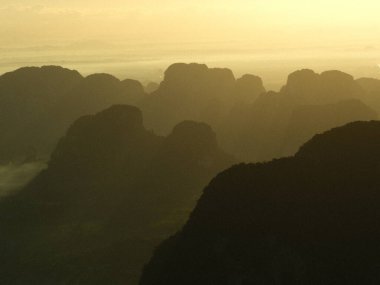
[{"x1": 1, "y1": 0, "x2": 379, "y2": 89}]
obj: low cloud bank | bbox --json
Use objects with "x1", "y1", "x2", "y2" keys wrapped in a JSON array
[{"x1": 0, "y1": 162, "x2": 46, "y2": 197}]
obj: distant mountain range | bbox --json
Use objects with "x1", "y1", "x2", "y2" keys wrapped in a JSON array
[{"x1": 1, "y1": 64, "x2": 379, "y2": 164}]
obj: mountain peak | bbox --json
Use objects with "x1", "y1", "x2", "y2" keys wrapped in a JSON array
[{"x1": 296, "y1": 120, "x2": 380, "y2": 165}]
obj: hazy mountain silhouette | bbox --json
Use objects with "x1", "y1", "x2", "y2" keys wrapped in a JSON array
[
  {"x1": 0, "y1": 66, "x2": 146, "y2": 163},
  {"x1": 281, "y1": 99, "x2": 377, "y2": 156},
  {"x1": 226, "y1": 69, "x2": 378, "y2": 161},
  {"x1": 136, "y1": 64, "x2": 378, "y2": 162},
  {"x1": 235, "y1": 74, "x2": 266, "y2": 103},
  {"x1": 140, "y1": 121, "x2": 380, "y2": 285},
  {"x1": 357, "y1": 77, "x2": 380, "y2": 94},
  {"x1": 145, "y1": 82, "x2": 160, "y2": 94},
  {"x1": 356, "y1": 77, "x2": 380, "y2": 113},
  {"x1": 0, "y1": 66, "x2": 82, "y2": 163},
  {"x1": 283, "y1": 69, "x2": 363, "y2": 105},
  {"x1": 141, "y1": 63, "x2": 266, "y2": 135},
  {"x1": 0, "y1": 105, "x2": 233, "y2": 285},
  {"x1": 1, "y1": 64, "x2": 378, "y2": 165}
]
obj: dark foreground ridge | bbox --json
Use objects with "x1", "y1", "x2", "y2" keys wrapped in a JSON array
[
  {"x1": 0, "y1": 105, "x2": 233, "y2": 285},
  {"x1": 140, "y1": 121, "x2": 380, "y2": 285}
]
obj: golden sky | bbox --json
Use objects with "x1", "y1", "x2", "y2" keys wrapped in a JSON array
[{"x1": 1, "y1": 0, "x2": 379, "y2": 48}]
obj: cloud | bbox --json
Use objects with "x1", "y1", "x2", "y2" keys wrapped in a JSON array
[{"x1": 0, "y1": 162, "x2": 46, "y2": 197}]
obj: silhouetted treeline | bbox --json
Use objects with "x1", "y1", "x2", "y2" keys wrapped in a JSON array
[{"x1": 140, "y1": 121, "x2": 380, "y2": 285}]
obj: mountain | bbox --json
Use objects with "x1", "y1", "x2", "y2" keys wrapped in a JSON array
[
  {"x1": 357, "y1": 77, "x2": 380, "y2": 94},
  {"x1": 140, "y1": 121, "x2": 380, "y2": 285},
  {"x1": 356, "y1": 77, "x2": 380, "y2": 113},
  {"x1": 0, "y1": 66, "x2": 146, "y2": 163},
  {"x1": 280, "y1": 99, "x2": 377, "y2": 156},
  {"x1": 282, "y1": 69, "x2": 363, "y2": 105},
  {"x1": 139, "y1": 64, "x2": 377, "y2": 162},
  {"x1": 0, "y1": 105, "x2": 233, "y2": 285},
  {"x1": 235, "y1": 74, "x2": 266, "y2": 104},
  {"x1": 225, "y1": 69, "x2": 378, "y2": 161},
  {"x1": 0, "y1": 66, "x2": 82, "y2": 162},
  {"x1": 141, "y1": 63, "x2": 266, "y2": 135},
  {"x1": 1, "y1": 64, "x2": 378, "y2": 165},
  {"x1": 145, "y1": 82, "x2": 160, "y2": 93}
]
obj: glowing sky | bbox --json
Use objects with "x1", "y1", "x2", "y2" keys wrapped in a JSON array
[{"x1": 1, "y1": 0, "x2": 379, "y2": 48}]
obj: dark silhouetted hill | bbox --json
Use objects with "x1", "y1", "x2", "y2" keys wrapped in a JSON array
[
  {"x1": 0, "y1": 105, "x2": 233, "y2": 285},
  {"x1": 140, "y1": 121, "x2": 380, "y2": 285},
  {"x1": 0, "y1": 66, "x2": 146, "y2": 163},
  {"x1": 55, "y1": 73, "x2": 146, "y2": 136},
  {"x1": 0, "y1": 66, "x2": 83, "y2": 97},
  {"x1": 0, "y1": 66, "x2": 82, "y2": 162}
]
